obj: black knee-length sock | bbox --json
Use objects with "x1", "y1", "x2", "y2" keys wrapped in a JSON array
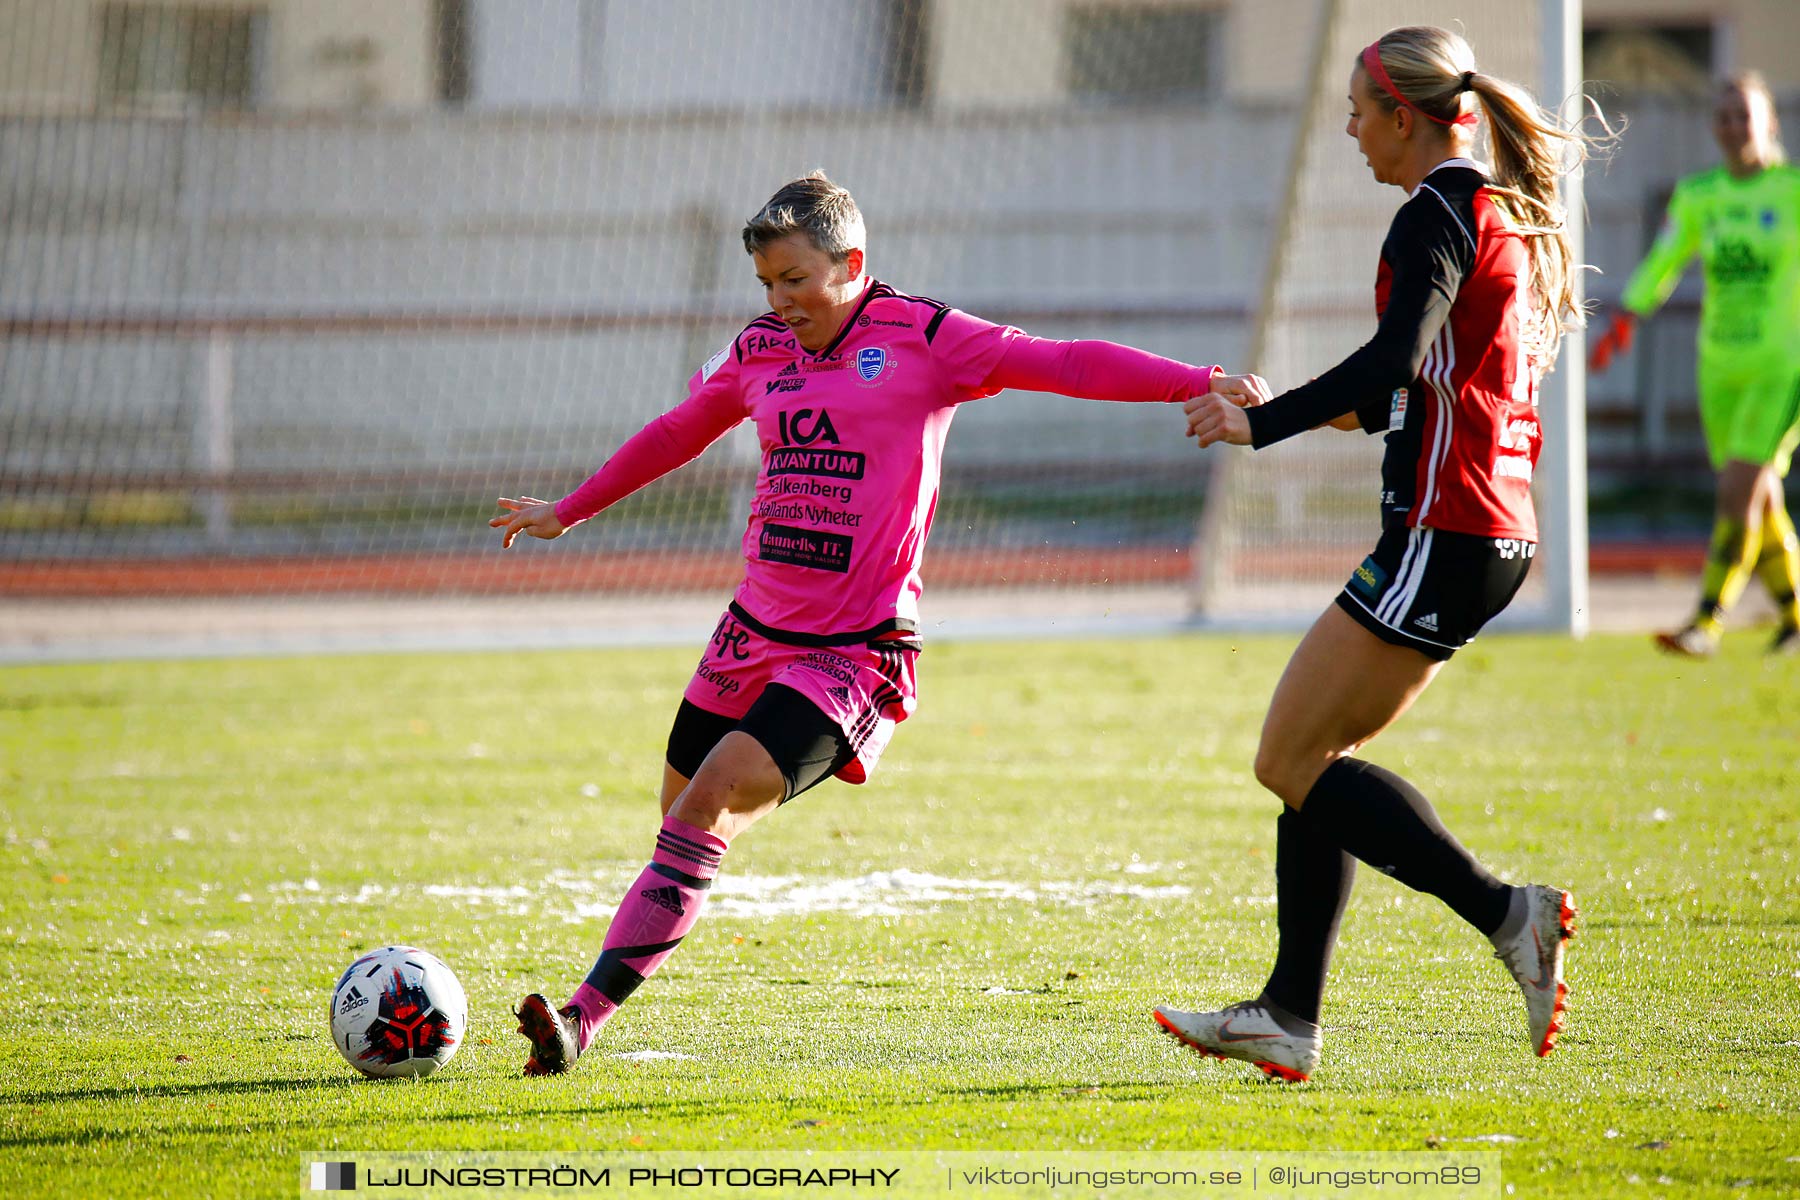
[
  {"x1": 1299, "y1": 757, "x2": 1512, "y2": 937},
  {"x1": 1261, "y1": 806, "x2": 1355, "y2": 1025}
]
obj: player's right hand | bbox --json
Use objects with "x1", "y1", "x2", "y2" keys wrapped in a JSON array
[
  {"x1": 490, "y1": 496, "x2": 566, "y2": 548},
  {"x1": 1588, "y1": 311, "x2": 1636, "y2": 374}
]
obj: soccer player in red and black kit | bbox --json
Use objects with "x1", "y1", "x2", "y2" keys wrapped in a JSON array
[{"x1": 1166, "y1": 25, "x2": 1593, "y2": 1082}]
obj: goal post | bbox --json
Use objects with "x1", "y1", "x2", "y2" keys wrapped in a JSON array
[{"x1": 1539, "y1": 0, "x2": 1591, "y2": 638}]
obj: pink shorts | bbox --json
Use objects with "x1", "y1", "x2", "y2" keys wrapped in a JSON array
[{"x1": 682, "y1": 608, "x2": 919, "y2": 784}]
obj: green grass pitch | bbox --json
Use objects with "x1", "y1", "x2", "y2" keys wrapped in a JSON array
[{"x1": 2, "y1": 631, "x2": 1797, "y2": 1197}]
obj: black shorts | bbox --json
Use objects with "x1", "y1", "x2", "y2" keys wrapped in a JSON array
[
  {"x1": 665, "y1": 684, "x2": 855, "y2": 803},
  {"x1": 1335, "y1": 524, "x2": 1534, "y2": 661}
]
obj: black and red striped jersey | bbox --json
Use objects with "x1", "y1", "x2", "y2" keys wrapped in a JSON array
[{"x1": 1245, "y1": 160, "x2": 1544, "y2": 541}]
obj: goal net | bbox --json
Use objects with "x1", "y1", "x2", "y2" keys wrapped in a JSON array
[
  {"x1": 2, "y1": 0, "x2": 1307, "y2": 620},
  {"x1": 1190, "y1": 0, "x2": 1587, "y2": 631}
]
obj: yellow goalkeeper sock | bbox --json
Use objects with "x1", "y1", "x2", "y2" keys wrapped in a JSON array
[
  {"x1": 1755, "y1": 504, "x2": 1800, "y2": 629},
  {"x1": 1696, "y1": 517, "x2": 1759, "y2": 634}
]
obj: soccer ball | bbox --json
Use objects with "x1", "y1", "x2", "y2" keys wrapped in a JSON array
[{"x1": 329, "y1": 945, "x2": 467, "y2": 1078}]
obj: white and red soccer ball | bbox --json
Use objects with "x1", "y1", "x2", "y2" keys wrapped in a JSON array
[{"x1": 330, "y1": 945, "x2": 467, "y2": 1078}]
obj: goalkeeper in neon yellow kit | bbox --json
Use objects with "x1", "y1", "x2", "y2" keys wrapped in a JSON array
[{"x1": 1591, "y1": 73, "x2": 1800, "y2": 656}]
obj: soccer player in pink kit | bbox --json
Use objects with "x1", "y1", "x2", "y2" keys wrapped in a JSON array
[{"x1": 491, "y1": 172, "x2": 1265, "y2": 1075}]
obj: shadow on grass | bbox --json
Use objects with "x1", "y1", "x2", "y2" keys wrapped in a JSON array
[
  {"x1": 0, "y1": 1088, "x2": 750, "y2": 1150},
  {"x1": 933, "y1": 1079, "x2": 1248, "y2": 1101},
  {"x1": 2, "y1": 1075, "x2": 364, "y2": 1107}
]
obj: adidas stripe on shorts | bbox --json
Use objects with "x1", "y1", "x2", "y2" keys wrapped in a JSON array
[{"x1": 1335, "y1": 524, "x2": 1534, "y2": 661}]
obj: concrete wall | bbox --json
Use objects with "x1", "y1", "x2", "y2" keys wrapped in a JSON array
[
  {"x1": 1587, "y1": 0, "x2": 1800, "y2": 90},
  {"x1": 6, "y1": 0, "x2": 1800, "y2": 115},
  {"x1": 0, "y1": 0, "x2": 438, "y2": 113},
  {"x1": 4, "y1": 0, "x2": 1797, "y2": 564},
  {"x1": 1, "y1": 106, "x2": 1287, "y2": 493},
  {"x1": 6, "y1": 92, "x2": 1789, "y2": 479},
  {"x1": 0, "y1": 0, "x2": 1309, "y2": 115}
]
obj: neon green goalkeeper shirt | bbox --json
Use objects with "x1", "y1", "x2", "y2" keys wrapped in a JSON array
[{"x1": 1620, "y1": 163, "x2": 1800, "y2": 364}]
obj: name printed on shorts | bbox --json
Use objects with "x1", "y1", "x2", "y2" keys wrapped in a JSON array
[
  {"x1": 795, "y1": 651, "x2": 858, "y2": 686},
  {"x1": 693, "y1": 661, "x2": 741, "y2": 698}
]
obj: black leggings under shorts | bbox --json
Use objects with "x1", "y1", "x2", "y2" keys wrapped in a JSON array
[{"x1": 665, "y1": 684, "x2": 855, "y2": 802}]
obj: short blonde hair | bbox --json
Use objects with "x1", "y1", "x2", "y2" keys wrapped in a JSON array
[{"x1": 741, "y1": 171, "x2": 866, "y2": 262}]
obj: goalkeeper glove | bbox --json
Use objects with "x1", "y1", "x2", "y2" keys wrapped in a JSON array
[{"x1": 1589, "y1": 311, "x2": 1637, "y2": 374}]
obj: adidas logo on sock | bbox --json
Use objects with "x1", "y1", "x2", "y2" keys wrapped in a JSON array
[
  {"x1": 641, "y1": 884, "x2": 685, "y2": 916},
  {"x1": 826, "y1": 685, "x2": 851, "y2": 706},
  {"x1": 1412, "y1": 612, "x2": 1439, "y2": 632}
]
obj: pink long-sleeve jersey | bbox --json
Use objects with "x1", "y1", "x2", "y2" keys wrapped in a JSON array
[{"x1": 556, "y1": 279, "x2": 1218, "y2": 640}]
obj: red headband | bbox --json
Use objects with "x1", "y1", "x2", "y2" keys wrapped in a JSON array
[{"x1": 1362, "y1": 42, "x2": 1479, "y2": 128}]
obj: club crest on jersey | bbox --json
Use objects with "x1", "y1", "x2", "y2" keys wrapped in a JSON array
[{"x1": 856, "y1": 346, "x2": 891, "y2": 385}]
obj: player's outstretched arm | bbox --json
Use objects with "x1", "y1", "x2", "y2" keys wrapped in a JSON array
[
  {"x1": 1615, "y1": 185, "x2": 1701, "y2": 329},
  {"x1": 490, "y1": 496, "x2": 567, "y2": 549},
  {"x1": 980, "y1": 334, "x2": 1225, "y2": 405},
  {"x1": 535, "y1": 353, "x2": 749, "y2": 538}
]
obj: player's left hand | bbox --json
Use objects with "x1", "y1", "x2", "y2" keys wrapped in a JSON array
[
  {"x1": 490, "y1": 496, "x2": 566, "y2": 548},
  {"x1": 1211, "y1": 372, "x2": 1272, "y2": 407},
  {"x1": 1184, "y1": 392, "x2": 1253, "y2": 447}
]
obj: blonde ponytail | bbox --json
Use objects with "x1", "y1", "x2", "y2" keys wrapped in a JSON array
[{"x1": 1365, "y1": 26, "x2": 1614, "y2": 373}]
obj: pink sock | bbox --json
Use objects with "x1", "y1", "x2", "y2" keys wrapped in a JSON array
[{"x1": 565, "y1": 814, "x2": 728, "y2": 1051}]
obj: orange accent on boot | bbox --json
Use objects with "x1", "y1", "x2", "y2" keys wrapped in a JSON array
[
  {"x1": 1536, "y1": 980, "x2": 1571, "y2": 1057},
  {"x1": 1257, "y1": 1061, "x2": 1310, "y2": 1083}
]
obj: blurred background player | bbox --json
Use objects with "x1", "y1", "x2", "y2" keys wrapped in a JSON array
[
  {"x1": 1590, "y1": 73, "x2": 1800, "y2": 657},
  {"x1": 1168, "y1": 25, "x2": 1587, "y2": 1082},
  {"x1": 490, "y1": 171, "x2": 1267, "y2": 1075}
]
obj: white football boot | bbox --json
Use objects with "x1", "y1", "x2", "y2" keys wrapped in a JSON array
[
  {"x1": 1489, "y1": 884, "x2": 1577, "y2": 1057},
  {"x1": 1152, "y1": 996, "x2": 1320, "y2": 1082}
]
